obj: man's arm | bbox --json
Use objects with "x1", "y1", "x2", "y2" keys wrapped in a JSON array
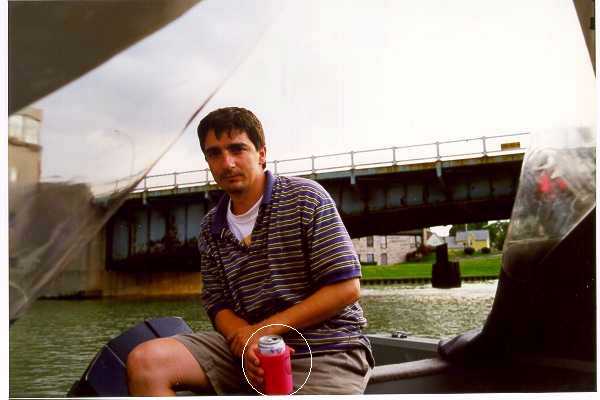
[
  {"x1": 213, "y1": 308, "x2": 251, "y2": 344},
  {"x1": 198, "y1": 230, "x2": 251, "y2": 344},
  {"x1": 228, "y1": 278, "x2": 360, "y2": 356},
  {"x1": 263, "y1": 277, "x2": 360, "y2": 334},
  {"x1": 230, "y1": 183, "x2": 364, "y2": 353},
  {"x1": 226, "y1": 181, "x2": 363, "y2": 354},
  {"x1": 225, "y1": 278, "x2": 360, "y2": 389}
]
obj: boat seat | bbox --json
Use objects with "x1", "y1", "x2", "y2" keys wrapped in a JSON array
[{"x1": 368, "y1": 357, "x2": 451, "y2": 384}]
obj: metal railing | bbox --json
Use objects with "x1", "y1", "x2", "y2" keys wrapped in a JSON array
[{"x1": 133, "y1": 132, "x2": 529, "y2": 193}]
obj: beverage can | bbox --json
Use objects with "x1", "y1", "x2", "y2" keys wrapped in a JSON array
[
  {"x1": 258, "y1": 335, "x2": 285, "y2": 356},
  {"x1": 256, "y1": 335, "x2": 293, "y2": 394}
]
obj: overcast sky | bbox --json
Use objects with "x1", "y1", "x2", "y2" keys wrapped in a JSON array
[
  {"x1": 154, "y1": 0, "x2": 595, "y2": 178},
  {"x1": 29, "y1": 0, "x2": 595, "y2": 202}
]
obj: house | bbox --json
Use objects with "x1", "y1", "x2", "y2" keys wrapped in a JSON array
[
  {"x1": 352, "y1": 232, "x2": 423, "y2": 265},
  {"x1": 445, "y1": 236, "x2": 462, "y2": 249},
  {"x1": 454, "y1": 229, "x2": 490, "y2": 250},
  {"x1": 425, "y1": 232, "x2": 445, "y2": 247}
]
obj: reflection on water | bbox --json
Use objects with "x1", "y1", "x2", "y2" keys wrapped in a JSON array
[
  {"x1": 9, "y1": 281, "x2": 496, "y2": 397},
  {"x1": 9, "y1": 297, "x2": 212, "y2": 398},
  {"x1": 361, "y1": 281, "x2": 497, "y2": 338}
]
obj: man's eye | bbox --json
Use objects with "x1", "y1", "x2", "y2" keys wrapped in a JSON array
[
  {"x1": 206, "y1": 150, "x2": 220, "y2": 159},
  {"x1": 230, "y1": 145, "x2": 245, "y2": 154}
]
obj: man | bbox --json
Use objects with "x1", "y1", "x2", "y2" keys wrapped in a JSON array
[{"x1": 127, "y1": 107, "x2": 373, "y2": 395}]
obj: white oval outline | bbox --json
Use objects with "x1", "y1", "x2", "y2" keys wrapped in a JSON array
[{"x1": 241, "y1": 323, "x2": 312, "y2": 396}]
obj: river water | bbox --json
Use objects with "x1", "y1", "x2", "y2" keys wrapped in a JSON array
[{"x1": 9, "y1": 281, "x2": 497, "y2": 397}]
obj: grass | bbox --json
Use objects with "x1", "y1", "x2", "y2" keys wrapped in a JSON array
[{"x1": 361, "y1": 251, "x2": 502, "y2": 280}]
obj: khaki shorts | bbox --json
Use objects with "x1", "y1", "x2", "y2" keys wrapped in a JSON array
[{"x1": 173, "y1": 331, "x2": 373, "y2": 395}]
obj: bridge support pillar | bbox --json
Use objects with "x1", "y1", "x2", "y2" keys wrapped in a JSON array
[{"x1": 432, "y1": 244, "x2": 461, "y2": 288}]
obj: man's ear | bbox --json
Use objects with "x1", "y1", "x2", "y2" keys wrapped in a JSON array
[{"x1": 259, "y1": 146, "x2": 267, "y2": 166}]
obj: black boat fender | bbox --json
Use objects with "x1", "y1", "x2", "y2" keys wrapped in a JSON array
[{"x1": 68, "y1": 316, "x2": 193, "y2": 397}]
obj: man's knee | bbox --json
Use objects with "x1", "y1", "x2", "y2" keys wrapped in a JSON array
[
  {"x1": 127, "y1": 339, "x2": 173, "y2": 383},
  {"x1": 126, "y1": 337, "x2": 212, "y2": 395}
]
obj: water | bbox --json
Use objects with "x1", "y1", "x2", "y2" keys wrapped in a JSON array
[{"x1": 9, "y1": 281, "x2": 497, "y2": 397}]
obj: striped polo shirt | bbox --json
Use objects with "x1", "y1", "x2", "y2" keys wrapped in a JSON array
[{"x1": 198, "y1": 170, "x2": 372, "y2": 359}]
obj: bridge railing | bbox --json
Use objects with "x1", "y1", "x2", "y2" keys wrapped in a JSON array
[{"x1": 133, "y1": 132, "x2": 529, "y2": 192}]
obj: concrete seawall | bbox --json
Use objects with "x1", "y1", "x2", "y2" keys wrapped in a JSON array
[
  {"x1": 41, "y1": 228, "x2": 203, "y2": 299},
  {"x1": 40, "y1": 227, "x2": 493, "y2": 298},
  {"x1": 361, "y1": 276, "x2": 497, "y2": 285}
]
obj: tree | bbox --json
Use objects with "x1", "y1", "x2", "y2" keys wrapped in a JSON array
[
  {"x1": 484, "y1": 220, "x2": 509, "y2": 250},
  {"x1": 448, "y1": 220, "x2": 509, "y2": 250}
]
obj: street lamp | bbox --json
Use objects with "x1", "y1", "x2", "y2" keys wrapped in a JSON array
[{"x1": 113, "y1": 129, "x2": 135, "y2": 181}]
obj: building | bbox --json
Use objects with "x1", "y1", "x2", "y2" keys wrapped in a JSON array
[
  {"x1": 8, "y1": 107, "x2": 43, "y2": 257},
  {"x1": 8, "y1": 106, "x2": 42, "y2": 190},
  {"x1": 352, "y1": 233, "x2": 422, "y2": 266},
  {"x1": 454, "y1": 229, "x2": 490, "y2": 250},
  {"x1": 445, "y1": 236, "x2": 462, "y2": 249},
  {"x1": 425, "y1": 232, "x2": 445, "y2": 247}
]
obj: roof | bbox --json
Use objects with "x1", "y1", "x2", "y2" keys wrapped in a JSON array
[
  {"x1": 456, "y1": 230, "x2": 489, "y2": 241},
  {"x1": 426, "y1": 234, "x2": 445, "y2": 247},
  {"x1": 445, "y1": 236, "x2": 463, "y2": 248}
]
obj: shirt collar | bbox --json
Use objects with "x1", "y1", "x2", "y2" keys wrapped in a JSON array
[{"x1": 211, "y1": 170, "x2": 274, "y2": 237}]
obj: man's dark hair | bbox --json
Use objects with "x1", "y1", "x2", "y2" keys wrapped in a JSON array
[{"x1": 197, "y1": 107, "x2": 266, "y2": 154}]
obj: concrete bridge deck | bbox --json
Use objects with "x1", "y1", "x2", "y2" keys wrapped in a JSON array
[
  {"x1": 46, "y1": 134, "x2": 528, "y2": 298},
  {"x1": 124, "y1": 152, "x2": 524, "y2": 237}
]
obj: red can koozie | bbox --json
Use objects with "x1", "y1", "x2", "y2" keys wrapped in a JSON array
[{"x1": 257, "y1": 335, "x2": 293, "y2": 395}]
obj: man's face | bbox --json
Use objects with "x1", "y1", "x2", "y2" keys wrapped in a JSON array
[{"x1": 203, "y1": 129, "x2": 266, "y2": 196}]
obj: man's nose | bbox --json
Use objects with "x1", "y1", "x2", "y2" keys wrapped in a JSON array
[{"x1": 222, "y1": 151, "x2": 236, "y2": 168}]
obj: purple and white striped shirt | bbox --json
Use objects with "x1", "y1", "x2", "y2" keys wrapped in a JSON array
[{"x1": 198, "y1": 170, "x2": 371, "y2": 358}]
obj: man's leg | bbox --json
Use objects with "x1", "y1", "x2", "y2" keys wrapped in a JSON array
[
  {"x1": 126, "y1": 337, "x2": 213, "y2": 396},
  {"x1": 291, "y1": 347, "x2": 373, "y2": 395}
]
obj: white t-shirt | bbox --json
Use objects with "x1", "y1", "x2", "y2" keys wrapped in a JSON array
[{"x1": 226, "y1": 196, "x2": 262, "y2": 245}]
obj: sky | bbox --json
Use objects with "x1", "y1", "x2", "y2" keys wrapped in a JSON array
[
  {"x1": 11, "y1": 0, "x2": 593, "y2": 244},
  {"x1": 153, "y1": 0, "x2": 595, "y2": 177},
  {"x1": 27, "y1": 0, "x2": 595, "y2": 190}
]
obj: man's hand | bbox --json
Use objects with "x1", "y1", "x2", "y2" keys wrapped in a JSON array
[
  {"x1": 228, "y1": 324, "x2": 260, "y2": 358},
  {"x1": 242, "y1": 344, "x2": 296, "y2": 392},
  {"x1": 242, "y1": 343, "x2": 264, "y2": 390}
]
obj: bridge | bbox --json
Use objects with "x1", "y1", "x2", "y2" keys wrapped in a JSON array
[{"x1": 105, "y1": 133, "x2": 527, "y2": 271}]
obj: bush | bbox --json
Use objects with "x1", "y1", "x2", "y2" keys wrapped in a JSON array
[
  {"x1": 480, "y1": 247, "x2": 491, "y2": 254},
  {"x1": 405, "y1": 250, "x2": 423, "y2": 262},
  {"x1": 418, "y1": 244, "x2": 435, "y2": 256},
  {"x1": 464, "y1": 246, "x2": 475, "y2": 255},
  {"x1": 360, "y1": 261, "x2": 377, "y2": 266}
]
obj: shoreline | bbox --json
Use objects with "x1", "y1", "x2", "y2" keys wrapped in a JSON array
[{"x1": 361, "y1": 276, "x2": 498, "y2": 285}]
